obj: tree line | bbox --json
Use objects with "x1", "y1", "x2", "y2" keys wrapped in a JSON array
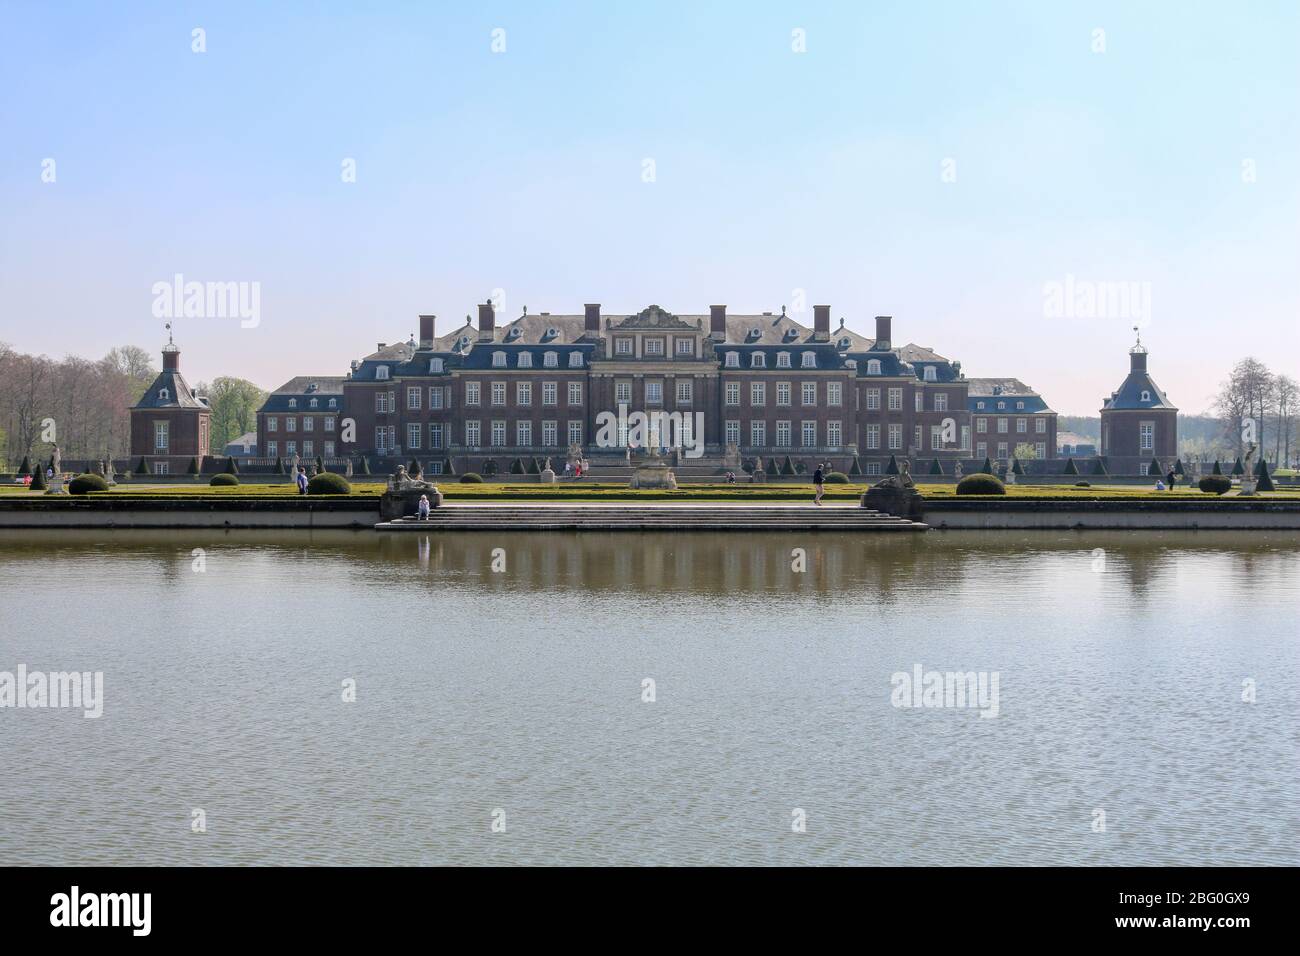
[
  {"x1": 0, "y1": 342, "x2": 266, "y2": 470},
  {"x1": 1213, "y1": 357, "x2": 1297, "y2": 468}
]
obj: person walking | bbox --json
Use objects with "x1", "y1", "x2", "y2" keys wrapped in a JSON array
[
  {"x1": 813, "y1": 464, "x2": 825, "y2": 506},
  {"x1": 296, "y1": 466, "x2": 309, "y2": 495},
  {"x1": 1166, "y1": 469, "x2": 1177, "y2": 490}
]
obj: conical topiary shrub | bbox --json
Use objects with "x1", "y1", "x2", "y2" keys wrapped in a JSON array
[
  {"x1": 408, "y1": 458, "x2": 421, "y2": 477},
  {"x1": 135, "y1": 456, "x2": 149, "y2": 475},
  {"x1": 1092, "y1": 458, "x2": 1109, "y2": 477},
  {"x1": 28, "y1": 468, "x2": 46, "y2": 491},
  {"x1": 1011, "y1": 457, "x2": 1025, "y2": 476},
  {"x1": 1148, "y1": 457, "x2": 1162, "y2": 477},
  {"x1": 225, "y1": 456, "x2": 239, "y2": 475},
  {"x1": 483, "y1": 459, "x2": 499, "y2": 477},
  {"x1": 885, "y1": 455, "x2": 900, "y2": 475},
  {"x1": 1174, "y1": 459, "x2": 1185, "y2": 476},
  {"x1": 18, "y1": 455, "x2": 31, "y2": 476},
  {"x1": 1231, "y1": 456, "x2": 1244, "y2": 476},
  {"x1": 526, "y1": 457, "x2": 540, "y2": 475},
  {"x1": 1257, "y1": 459, "x2": 1276, "y2": 492},
  {"x1": 980, "y1": 457, "x2": 994, "y2": 475},
  {"x1": 510, "y1": 457, "x2": 525, "y2": 475},
  {"x1": 1254, "y1": 457, "x2": 1267, "y2": 477},
  {"x1": 443, "y1": 457, "x2": 456, "y2": 476},
  {"x1": 187, "y1": 456, "x2": 200, "y2": 475},
  {"x1": 781, "y1": 455, "x2": 795, "y2": 476},
  {"x1": 1062, "y1": 457, "x2": 1079, "y2": 476},
  {"x1": 928, "y1": 458, "x2": 943, "y2": 476},
  {"x1": 316, "y1": 455, "x2": 325, "y2": 475},
  {"x1": 1211, "y1": 460, "x2": 1222, "y2": 476},
  {"x1": 359, "y1": 457, "x2": 371, "y2": 475},
  {"x1": 848, "y1": 456, "x2": 862, "y2": 477}
]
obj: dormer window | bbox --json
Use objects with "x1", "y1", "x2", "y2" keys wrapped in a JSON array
[
  {"x1": 429, "y1": 358, "x2": 444, "y2": 373},
  {"x1": 288, "y1": 398, "x2": 297, "y2": 408},
  {"x1": 1140, "y1": 390, "x2": 1151, "y2": 402},
  {"x1": 867, "y1": 359, "x2": 881, "y2": 375},
  {"x1": 777, "y1": 352, "x2": 791, "y2": 368},
  {"x1": 545, "y1": 327, "x2": 560, "y2": 341},
  {"x1": 997, "y1": 401, "x2": 1005, "y2": 410},
  {"x1": 376, "y1": 367, "x2": 390, "y2": 380},
  {"x1": 328, "y1": 398, "x2": 337, "y2": 408},
  {"x1": 801, "y1": 352, "x2": 817, "y2": 369},
  {"x1": 725, "y1": 352, "x2": 739, "y2": 368},
  {"x1": 748, "y1": 328, "x2": 761, "y2": 342},
  {"x1": 517, "y1": 352, "x2": 533, "y2": 368},
  {"x1": 923, "y1": 366, "x2": 937, "y2": 382},
  {"x1": 977, "y1": 401, "x2": 985, "y2": 409},
  {"x1": 568, "y1": 352, "x2": 583, "y2": 368},
  {"x1": 844, "y1": 359, "x2": 857, "y2": 370},
  {"x1": 837, "y1": 337, "x2": 852, "y2": 350},
  {"x1": 543, "y1": 351, "x2": 558, "y2": 368},
  {"x1": 504, "y1": 328, "x2": 522, "y2": 342},
  {"x1": 310, "y1": 398, "x2": 318, "y2": 408},
  {"x1": 456, "y1": 335, "x2": 471, "y2": 351},
  {"x1": 158, "y1": 387, "x2": 170, "y2": 401},
  {"x1": 751, "y1": 353, "x2": 766, "y2": 369},
  {"x1": 1016, "y1": 401, "x2": 1024, "y2": 409},
  {"x1": 492, "y1": 351, "x2": 507, "y2": 368},
  {"x1": 644, "y1": 338, "x2": 664, "y2": 355}
]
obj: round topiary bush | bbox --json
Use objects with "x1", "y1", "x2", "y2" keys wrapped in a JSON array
[
  {"x1": 307, "y1": 472, "x2": 352, "y2": 495},
  {"x1": 823, "y1": 472, "x2": 849, "y2": 484},
  {"x1": 209, "y1": 473, "x2": 239, "y2": 487},
  {"x1": 956, "y1": 474, "x2": 1006, "y2": 496},
  {"x1": 459, "y1": 473, "x2": 484, "y2": 483},
  {"x1": 1199, "y1": 475, "x2": 1232, "y2": 495},
  {"x1": 1074, "y1": 481, "x2": 1091, "y2": 488},
  {"x1": 68, "y1": 473, "x2": 109, "y2": 495}
]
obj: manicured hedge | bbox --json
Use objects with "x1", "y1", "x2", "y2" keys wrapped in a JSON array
[
  {"x1": 823, "y1": 472, "x2": 849, "y2": 484},
  {"x1": 956, "y1": 473, "x2": 1006, "y2": 496},
  {"x1": 460, "y1": 473, "x2": 484, "y2": 483},
  {"x1": 210, "y1": 473, "x2": 239, "y2": 487},
  {"x1": 68, "y1": 473, "x2": 110, "y2": 494},
  {"x1": 308, "y1": 472, "x2": 352, "y2": 494},
  {"x1": 1199, "y1": 475, "x2": 1231, "y2": 495}
]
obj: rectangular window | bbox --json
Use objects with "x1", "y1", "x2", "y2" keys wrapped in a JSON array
[
  {"x1": 567, "y1": 420, "x2": 583, "y2": 446},
  {"x1": 676, "y1": 338, "x2": 693, "y2": 355},
  {"x1": 324, "y1": 416, "x2": 335, "y2": 431},
  {"x1": 153, "y1": 462, "x2": 169, "y2": 475},
  {"x1": 429, "y1": 387, "x2": 444, "y2": 410},
  {"x1": 517, "y1": 382, "x2": 532, "y2": 406},
  {"x1": 568, "y1": 382, "x2": 583, "y2": 405},
  {"x1": 302, "y1": 440, "x2": 313, "y2": 455},
  {"x1": 914, "y1": 425, "x2": 923, "y2": 450},
  {"x1": 286, "y1": 417, "x2": 297, "y2": 432},
  {"x1": 405, "y1": 424, "x2": 420, "y2": 449},
  {"x1": 931, "y1": 425, "x2": 943, "y2": 450},
  {"x1": 646, "y1": 381, "x2": 663, "y2": 404},
  {"x1": 750, "y1": 420, "x2": 766, "y2": 446},
  {"x1": 827, "y1": 421, "x2": 842, "y2": 446},
  {"x1": 827, "y1": 382, "x2": 842, "y2": 406},
  {"x1": 801, "y1": 382, "x2": 816, "y2": 406},
  {"x1": 267, "y1": 440, "x2": 278, "y2": 456},
  {"x1": 934, "y1": 393, "x2": 948, "y2": 412},
  {"x1": 776, "y1": 421, "x2": 791, "y2": 447},
  {"x1": 866, "y1": 462, "x2": 881, "y2": 476},
  {"x1": 644, "y1": 338, "x2": 664, "y2": 355},
  {"x1": 888, "y1": 424, "x2": 903, "y2": 450},
  {"x1": 961, "y1": 425, "x2": 970, "y2": 450},
  {"x1": 373, "y1": 428, "x2": 386, "y2": 453},
  {"x1": 491, "y1": 382, "x2": 506, "y2": 406},
  {"x1": 1036, "y1": 418, "x2": 1047, "y2": 434},
  {"x1": 725, "y1": 420, "x2": 740, "y2": 445},
  {"x1": 1140, "y1": 422, "x2": 1154, "y2": 450},
  {"x1": 303, "y1": 416, "x2": 314, "y2": 432},
  {"x1": 465, "y1": 420, "x2": 481, "y2": 446},
  {"x1": 616, "y1": 381, "x2": 632, "y2": 404},
  {"x1": 751, "y1": 382, "x2": 765, "y2": 406},
  {"x1": 1035, "y1": 442, "x2": 1046, "y2": 459},
  {"x1": 615, "y1": 338, "x2": 633, "y2": 355},
  {"x1": 465, "y1": 382, "x2": 480, "y2": 406},
  {"x1": 776, "y1": 382, "x2": 791, "y2": 406},
  {"x1": 996, "y1": 442, "x2": 1008, "y2": 459},
  {"x1": 1016, "y1": 417, "x2": 1027, "y2": 433},
  {"x1": 915, "y1": 391, "x2": 924, "y2": 412},
  {"x1": 543, "y1": 382, "x2": 557, "y2": 406},
  {"x1": 997, "y1": 418, "x2": 1008, "y2": 433},
  {"x1": 976, "y1": 441, "x2": 987, "y2": 459},
  {"x1": 542, "y1": 420, "x2": 557, "y2": 446},
  {"x1": 429, "y1": 423, "x2": 444, "y2": 449},
  {"x1": 491, "y1": 421, "x2": 506, "y2": 446},
  {"x1": 725, "y1": 382, "x2": 740, "y2": 406},
  {"x1": 866, "y1": 424, "x2": 880, "y2": 449},
  {"x1": 676, "y1": 379, "x2": 692, "y2": 404},
  {"x1": 866, "y1": 389, "x2": 881, "y2": 411},
  {"x1": 153, "y1": 421, "x2": 169, "y2": 450},
  {"x1": 286, "y1": 440, "x2": 297, "y2": 455},
  {"x1": 977, "y1": 417, "x2": 987, "y2": 433},
  {"x1": 516, "y1": 421, "x2": 532, "y2": 446},
  {"x1": 324, "y1": 441, "x2": 334, "y2": 457},
  {"x1": 801, "y1": 421, "x2": 816, "y2": 447},
  {"x1": 429, "y1": 461, "x2": 443, "y2": 475},
  {"x1": 407, "y1": 386, "x2": 421, "y2": 410},
  {"x1": 267, "y1": 416, "x2": 278, "y2": 431},
  {"x1": 888, "y1": 388, "x2": 902, "y2": 411}
]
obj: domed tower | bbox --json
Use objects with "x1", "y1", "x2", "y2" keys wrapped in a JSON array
[
  {"x1": 129, "y1": 325, "x2": 212, "y2": 474},
  {"x1": 1099, "y1": 329, "x2": 1177, "y2": 467}
]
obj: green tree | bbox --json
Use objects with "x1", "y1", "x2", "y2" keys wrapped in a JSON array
[{"x1": 201, "y1": 377, "x2": 268, "y2": 451}]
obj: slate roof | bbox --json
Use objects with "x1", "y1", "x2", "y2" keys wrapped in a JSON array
[
  {"x1": 133, "y1": 367, "x2": 208, "y2": 409},
  {"x1": 967, "y1": 378, "x2": 1054, "y2": 413},
  {"x1": 1101, "y1": 360, "x2": 1176, "y2": 411},
  {"x1": 259, "y1": 376, "x2": 346, "y2": 413}
]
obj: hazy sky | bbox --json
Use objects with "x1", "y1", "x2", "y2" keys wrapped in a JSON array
[{"x1": 2, "y1": 1, "x2": 1296, "y2": 414}]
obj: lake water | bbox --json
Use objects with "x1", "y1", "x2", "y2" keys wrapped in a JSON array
[{"x1": 0, "y1": 528, "x2": 1297, "y2": 866}]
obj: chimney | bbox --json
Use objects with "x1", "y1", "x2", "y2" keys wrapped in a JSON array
[
  {"x1": 874, "y1": 316, "x2": 892, "y2": 350},
  {"x1": 477, "y1": 301, "x2": 495, "y2": 342},
  {"x1": 162, "y1": 347, "x2": 180, "y2": 372},
  {"x1": 418, "y1": 314, "x2": 435, "y2": 347},
  {"x1": 813, "y1": 305, "x2": 831, "y2": 341},
  {"x1": 584, "y1": 303, "x2": 601, "y2": 337},
  {"x1": 709, "y1": 305, "x2": 727, "y2": 340}
]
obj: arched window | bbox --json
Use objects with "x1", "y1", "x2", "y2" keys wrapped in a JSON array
[
  {"x1": 866, "y1": 359, "x2": 881, "y2": 375},
  {"x1": 725, "y1": 352, "x2": 739, "y2": 368},
  {"x1": 158, "y1": 387, "x2": 170, "y2": 401},
  {"x1": 801, "y1": 352, "x2": 817, "y2": 369},
  {"x1": 1140, "y1": 390, "x2": 1151, "y2": 402},
  {"x1": 517, "y1": 352, "x2": 532, "y2": 368},
  {"x1": 923, "y1": 366, "x2": 937, "y2": 382},
  {"x1": 544, "y1": 351, "x2": 558, "y2": 368},
  {"x1": 375, "y1": 367, "x2": 390, "y2": 380},
  {"x1": 777, "y1": 352, "x2": 791, "y2": 368},
  {"x1": 751, "y1": 353, "x2": 765, "y2": 369},
  {"x1": 568, "y1": 352, "x2": 583, "y2": 368},
  {"x1": 492, "y1": 352, "x2": 507, "y2": 367},
  {"x1": 429, "y1": 358, "x2": 444, "y2": 373}
]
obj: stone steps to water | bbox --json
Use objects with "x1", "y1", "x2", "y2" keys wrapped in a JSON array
[{"x1": 376, "y1": 504, "x2": 925, "y2": 532}]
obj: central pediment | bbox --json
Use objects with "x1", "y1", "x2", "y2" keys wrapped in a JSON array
[{"x1": 613, "y1": 305, "x2": 698, "y2": 330}]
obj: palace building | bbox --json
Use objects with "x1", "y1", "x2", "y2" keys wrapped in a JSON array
[
  {"x1": 129, "y1": 333, "x2": 211, "y2": 473},
  {"x1": 1100, "y1": 332, "x2": 1178, "y2": 461},
  {"x1": 255, "y1": 302, "x2": 1061, "y2": 476}
]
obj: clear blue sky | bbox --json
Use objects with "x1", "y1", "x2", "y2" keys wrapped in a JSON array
[{"x1": 2, "y1": 0, "x2": 1296, "y2": 414}]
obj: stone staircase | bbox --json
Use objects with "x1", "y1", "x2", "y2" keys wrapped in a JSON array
[{"x1": 376, "y1": 503, "x2": 925, "y2": 531}]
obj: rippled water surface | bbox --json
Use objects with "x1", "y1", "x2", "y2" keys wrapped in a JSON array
[{"x1": 0, "y1": 528, "x2": 1297, "y2": 865}]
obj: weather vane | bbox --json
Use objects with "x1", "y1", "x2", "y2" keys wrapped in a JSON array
[
  {"x1": 165, "y1": 321, "x2": 174, "y2": 345},
  {"x1": 1133, "y1": 325, "x2": 1141, "y2": 348}
]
